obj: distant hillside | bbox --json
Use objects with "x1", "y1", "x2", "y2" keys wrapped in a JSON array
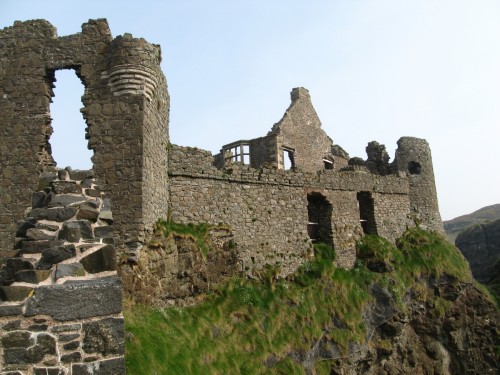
[
  {"x1": 455, "y1": 218, "x2": 500, "y2": 283},
  {"x1": 443, "y1": 204, "x2": 500, "y2": 243}
]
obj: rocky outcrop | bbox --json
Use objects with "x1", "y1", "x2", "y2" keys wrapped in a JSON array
[
  {"x1": 121, "y1": 224, "x2": 239, "y2": 306},
  {"x1": 300, "y1": 276, "x2": 499, "y2": 375},
  {"x1": 338, "y1": 279, "x2": 498, "y2": 374},
  {"x1": 455, "y1": 219, "x2": 500, "y2": 283}
]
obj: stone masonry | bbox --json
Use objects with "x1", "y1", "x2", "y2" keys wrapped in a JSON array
[
  {"x1": 0, "y1": 19, "x2": 168, "y2": 375},
  {"x1": 0, "y1": 167, "x2": 123, "y2": 374},
  {"x1": 0, "y1": 19, "x2": 445, "y2": 374}
]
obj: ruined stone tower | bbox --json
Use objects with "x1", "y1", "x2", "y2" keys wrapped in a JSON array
[
  {"x1": 393, "y1": 137, "x2": 444, "y2": 233},
  {"x1": 0, "y1": 19, "x2": 168, "y2": 373},
  {"x1": 0, "y1": 19, "x2": 169, "y2": 261}
]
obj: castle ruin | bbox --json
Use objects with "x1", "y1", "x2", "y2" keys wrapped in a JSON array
[{"x1": 0, "y1": 19, "x2": 443, "y2": 374}]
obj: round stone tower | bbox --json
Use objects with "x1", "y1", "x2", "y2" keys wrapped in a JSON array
[{"x1": 393, "y1": 137, "x2": 444, "y2": 234}]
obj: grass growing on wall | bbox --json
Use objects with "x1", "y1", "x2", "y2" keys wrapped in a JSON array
[
  {"x1": 125, "y1": 228, "x2": 474, "y2": 374},
  {"x1": 153, "y1": 220, "x2": 232, "y2": 257}
]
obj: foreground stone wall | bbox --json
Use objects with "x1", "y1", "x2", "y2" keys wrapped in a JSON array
[
  {"x1": 0, "y1": 19, "x2": 169, "y2": 374},
  {"x1": 0, "y1": 169, "x2": 123, "y2": 374},
  {"x1": 169, "y1": 145, "x2": 413, "y2": 275}
]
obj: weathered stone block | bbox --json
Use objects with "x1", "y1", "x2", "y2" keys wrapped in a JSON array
[
  {"x1": 71, "y1": 357, "x2": 125, "y2": 375},
  {"x1": 85, "y1": 188, "x2": 101, "y2": 197},
  {"x1": 95, "y1": 225, "x2": 113, "y2": 241},
  {"x1": 51, "y1": 181, "x2": 82, "y2": 194},
  {"x1": 34, "y1": 368, "x2": 65, "y2": 375},
  {"x1": 21, "y1": 239, "x2": 65, "y2": 254},
  {"x1": 82, "y1": 317, "x2": 124, "y2": 356},
  {"x1": 24, "y1": 277, "x2": 122, "y2": 320},
  {"x1": 98, "y1": 209, "x2": 113, "y2": 223},
  {"x1": 14, "y1": 269, "x2": 52, "y2": 283},
  {"x1": 63, "y1": 340, "x2": 80, "y2": 350},
  {"x1": 60, "y1": 351, "x2": 82, "y2": 363},
  {"x1": 16, "y1": 218, "x2": 36, "y2": 237},
  {"x1": 37, "y1": 244, "x2": 77, "y2": 270},
  {"x1": 51, "y1": 323, "x2": 81, "y2": 333},
  {"x1": 36, "y1": 222, "x2": 59, "y2": 231},
  {"x1": 0, "y1": 285, "x2": 33, "y2": 301},
  {"x1": 38, "y1": 171, "x2": 57, "y2": 190},
  {"x1": 3, "y1": 332, "x2": 56, "y2": 365},
  {"x1": 77, "y1": 202, "x2": 99, "y2": 221},
  {"x1": 55, "y1": 263, "x2": 85, "y2": 279},
  {"x1": 58, "y1": 333, "x2": 80, "y2": 342},
  {"x1": 6, "y1": 257, "x2": 35, "y2": 273},
  {"x1": 47, "y1": 194, "x2": 87, "y2": 208},
  {"x1": 81, "y1": 245, "x2": 116, "y2": 274},
  {"x1": 26, "y1": 228, "x2": 56, "y2": 241},
  {"x1": 58, "y1": 222, "x2": 82, "y2": 242},
  {"x1": 0, "y1": 304, "x2": 23, "y2": 316},
  {"x1": 81, "y1": 178, "x2": 93, "y2": 189},
  {"x1": 2, "y1": 320, "x2": 21, "y2": 331},
  {"x1": 58, "y1": 169, "x2": 70, "y2": 180},
  {"x1": 32, "y1": 191, "x2": 47, "y2": 209},
  {"x1": 2, "y1": 330, "x2": 34, "y2": 348},
  {"x1": 68, "y1": 169, "x2": 93, "y2": 181},
  {"x1": 29, "y1": 207, "x2": 77, "y2": 222}
]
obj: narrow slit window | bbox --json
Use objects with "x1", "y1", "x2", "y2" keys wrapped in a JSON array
[{"x1": 283, "y1": 148, "x2": 295, "y2": 170}]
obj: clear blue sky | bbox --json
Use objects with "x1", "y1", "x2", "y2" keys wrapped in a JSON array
[{"x1": 1, "y1": 0, "x2": 499, "y2": 220}]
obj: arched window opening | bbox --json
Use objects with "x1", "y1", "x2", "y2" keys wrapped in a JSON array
[
  {"x1": 49, "y1": 69, "x2": 93, "y2": 170},
  {"x1": 357, "y1": 191, "x2": 377, "y2": 235},
  {"x1": 307, "y1": 192, "x2": 333, "y2": 246}
]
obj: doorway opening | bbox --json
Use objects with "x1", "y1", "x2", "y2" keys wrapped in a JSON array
[
  {"x1": 49, "y1": 69, "x2": 93, "y2": 170},
  {"x1": 307, "y1": 193, "x2": 333, "y2": 246},
  {"x1": 357, "y1": 191, "x2": 377, "y2": 235}
]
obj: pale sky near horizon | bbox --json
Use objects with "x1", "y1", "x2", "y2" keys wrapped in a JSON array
[{"x1": 1, "y1": 0, "x2": 499, "y2": 221}]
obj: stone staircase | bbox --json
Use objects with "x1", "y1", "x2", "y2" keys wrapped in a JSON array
[
  {"x1": 0, "y1": 167, "x2": 124, "y2": 374},
  {"x1": 1, "y1": 167, "x2": 115, "y2": 293}
]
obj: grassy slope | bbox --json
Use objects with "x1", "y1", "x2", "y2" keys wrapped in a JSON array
[{"x1": 125, "y1": 228, "x2": 476, "y2": 374}]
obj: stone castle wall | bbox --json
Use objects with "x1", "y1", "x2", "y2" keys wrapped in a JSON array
[{"x1": 169, "y1": 145, "x2": 414, "y2": 274}]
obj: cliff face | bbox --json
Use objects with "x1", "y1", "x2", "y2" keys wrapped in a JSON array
[
  {"x1": 329, "y1": 277, "x2": 498, "y2": 375},
  {"x1": 455, "y1": 219, "x2": 500, "y2": 283},
  {"x1": 125, "y1": 228, "x2": 499, "y2": 374}
]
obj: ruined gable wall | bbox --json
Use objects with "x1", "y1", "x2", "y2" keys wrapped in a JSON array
[
  {"x1": 270, "y1": 88, "x2": 333, "y2": 172},
  {"x1": 169, "y1": 145, "x2": 412, "y2": 274}
]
